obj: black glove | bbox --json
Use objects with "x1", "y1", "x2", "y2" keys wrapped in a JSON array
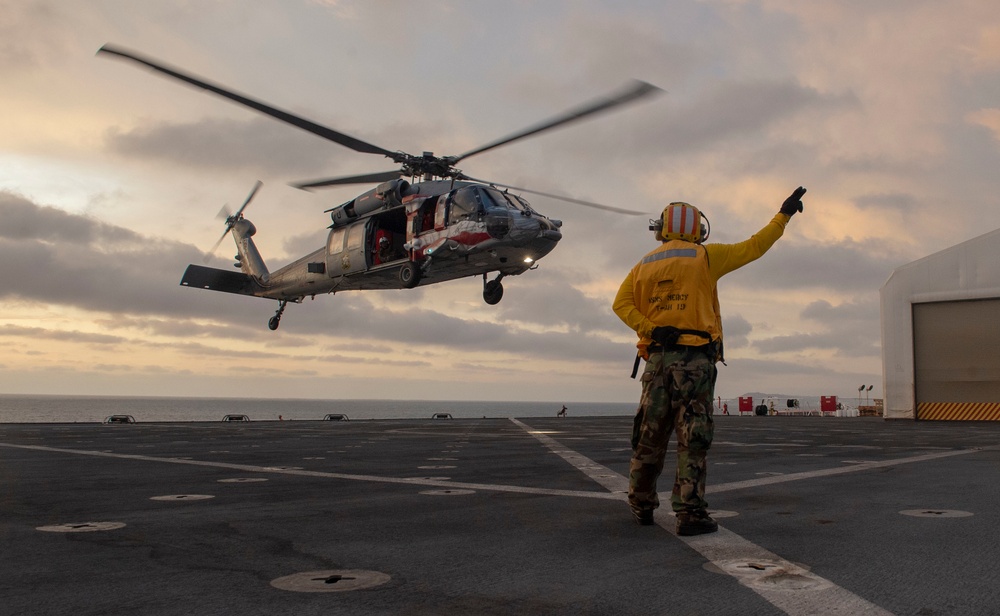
[{"x1": 780, "y1": 186, "x2": 806, "y2": 216}]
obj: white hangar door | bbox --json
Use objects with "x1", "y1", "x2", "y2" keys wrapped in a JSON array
[{"x1": 913, "y1": 298, "x2": 1000, "y2": 420}]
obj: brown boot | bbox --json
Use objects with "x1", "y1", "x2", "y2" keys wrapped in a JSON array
[
  {"x1": 631, "y1": 507, "x2": 654, "y2": 526},
  {"x1": 676, "y1": 510, "x2": 718, "y2": 536}
]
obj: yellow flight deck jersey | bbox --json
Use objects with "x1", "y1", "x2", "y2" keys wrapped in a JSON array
[{"x1": 613, "y1": 213, "x2": 790, "y2": 359}]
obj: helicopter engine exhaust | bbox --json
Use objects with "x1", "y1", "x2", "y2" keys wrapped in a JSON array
[{"x1": 329, "y1": 179, "x2": 411, "y2": 227}]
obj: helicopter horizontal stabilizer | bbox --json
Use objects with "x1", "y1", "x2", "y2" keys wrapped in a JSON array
[{"x1": 180, "y1": 264, "x2": 260, "y2": 297}]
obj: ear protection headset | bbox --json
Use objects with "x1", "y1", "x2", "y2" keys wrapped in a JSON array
[{"x1": 649, "y1": 202, "x2": 710, "y2": 243}]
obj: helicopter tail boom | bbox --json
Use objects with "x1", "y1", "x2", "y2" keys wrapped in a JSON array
[{"x1": 231, "y1": 218, "x2": 271, "y2": 284}]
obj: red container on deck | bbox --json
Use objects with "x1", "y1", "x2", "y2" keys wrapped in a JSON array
[
  {"x1": 821, "y1": 396, "x2": 838, "y2": 413},
  {"x1": 739, "y1": 397, "x2": 753, "y2": 414}
]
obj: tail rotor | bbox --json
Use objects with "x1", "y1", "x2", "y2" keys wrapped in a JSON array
[{"x1": 204, "y1": 181, "x2": 263, "y2": 262}]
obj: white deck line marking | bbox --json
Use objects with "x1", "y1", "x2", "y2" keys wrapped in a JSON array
[
  {"x1": 0, "y1": 442, "x2": 620, "y2": 501},
  {"x1": 708, "y1": 448, "x2": 981, "y2": 494},
  {"x1": 509, "y1": 418, "x2": 629, "y2": 494},
  {"x1": 510, "y1": 418, "x2": 895, "y2": 616}
]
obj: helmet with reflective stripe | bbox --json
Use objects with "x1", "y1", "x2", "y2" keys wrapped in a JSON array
[{"x1": 654, "y1": 202, "x2": 705, "y2": 243}]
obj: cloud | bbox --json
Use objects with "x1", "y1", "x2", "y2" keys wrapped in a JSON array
[
  {"x1": 727, "y1": 238, "x2": 909, "y2": 294},
  {"x1": 967, "y1": 108, "x2": 1000, "y2": 143},
  {"x1": 0, "y1": 190, "x2": 254, "y2": 320},
  {"x1": 722, "y1": 313, "x2": 753, "y2": 349},
  {"x1": 0, "y1": 191, "x2": 141, "y2": 245},
  {"x1": 852, "y1": 192, "x2": 921, "y2": 212},
  {"x1": 0, "y1": 324, "x2": 126, "y2": 345},
  {"x1": 0, "y1": 1, "x2": 70, "y2": 71}
]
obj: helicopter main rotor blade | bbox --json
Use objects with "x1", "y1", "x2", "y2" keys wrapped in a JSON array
[
  {"x1": 98, "y1": 44, "x2": 396, "y2": 158},
  {"x1": 291, "y1": 170, "x2": 403, "y2": 191},
  {"x1": 461, "y1": 175, "x2": 646, "y2": 215},
  {"x1": 452, "y1": 80, "x2": 662, "y2": 164}
]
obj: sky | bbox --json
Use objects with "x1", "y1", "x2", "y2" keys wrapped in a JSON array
[{"x1": 2, "y1": 0, "x2": 1000, "y2": 405}]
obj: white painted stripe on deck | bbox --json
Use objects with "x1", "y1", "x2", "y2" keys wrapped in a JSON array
[
  {"x1": 509, "y1": 418, "x2": 894, "y2": 616},
  {"x1": 509, "y1": 418, "x2": 629, "y2": 494},
  {"x1": 0, "y1": 442, "x2": 621, "y2": 501},
  {"x1": 708, "y1": 448, "x2": 979, "y2": 494}
]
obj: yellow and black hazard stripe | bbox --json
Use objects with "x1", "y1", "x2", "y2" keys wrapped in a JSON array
[{"x1": 917, "y1": 402, "x2": 1000, "y2": 421}]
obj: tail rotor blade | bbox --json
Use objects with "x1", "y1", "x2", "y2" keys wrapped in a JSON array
[
  {"x1": 204, "y1": 228, "x2": 232, "y2": 263},
  {"x1": 233, "y1": 180, "x2": 263, "y2": 219},
  {"x1": 203, "y1": 181, "x2": 261, "y2": 263}
]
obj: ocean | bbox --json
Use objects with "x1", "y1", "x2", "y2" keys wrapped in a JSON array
[{"x1": 0, "y1": 394, "x2": 637, "y2": 424}]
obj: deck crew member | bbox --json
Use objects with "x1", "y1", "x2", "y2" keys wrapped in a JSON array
[{"x1": 612, "y1": 187, "x2": 806, "y2": 534}]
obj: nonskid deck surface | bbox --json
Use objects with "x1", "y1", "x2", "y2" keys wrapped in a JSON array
[{"x1": 2, "y1": 416, "x2": 998, "y2": 615}]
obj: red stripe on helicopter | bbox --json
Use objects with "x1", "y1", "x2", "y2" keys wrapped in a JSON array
[{"x1": 450, "y1": 231, "x2": 491, "y2": 246}]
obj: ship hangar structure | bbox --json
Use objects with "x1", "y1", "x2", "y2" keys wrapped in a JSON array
[{"x1": 881, "y1": 227, "x2": 1000, "y2": 420}]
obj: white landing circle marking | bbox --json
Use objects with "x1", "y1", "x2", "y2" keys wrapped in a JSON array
[
  {"x1": 900, "y1": 509, "x2": 973, "y2": 518},
  {"x1": 420, "y1": 489, "x2": 475, "y2": 496},
  {"x1": 418, "y1": 465, "x2": 456, "y2": 469},
  {"x1": 271, "y1": 570, "x2": 391, "y2": 593},
  {"x1": 150, "y1": 494, "x2": 215, "y2": 501},
  {"x1": 218, "y1": 478, "x2": 268, "y2": 483},
  {"x1": 36, "y1": 521, "x2": 126, "y2": 533}
]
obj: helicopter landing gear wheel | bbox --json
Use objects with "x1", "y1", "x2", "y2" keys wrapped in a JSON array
[
  {"x1": 399, "y1": 262, "x2": 421, "y2": 288},
  {"x1": 268, "y1": 300, "x2": 287, "y2": 331},
  {"x1": 483, "y1": 273, "x2": 505, "y2": 305}
]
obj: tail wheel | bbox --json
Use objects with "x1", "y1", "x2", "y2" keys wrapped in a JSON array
[{"x1": 399, "y1": 262, "x2": 421, "y2": 288}]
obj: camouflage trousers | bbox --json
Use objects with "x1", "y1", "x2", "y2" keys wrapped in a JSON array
[{"x1": 628, "y1": 349, "x2": 717, "y2": 515}]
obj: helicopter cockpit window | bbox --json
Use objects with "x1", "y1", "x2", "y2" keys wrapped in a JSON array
[
  {"x1": 486, "y1": 188, "x2": 530, "y2": 213},
  {"x1": 448, "y1": 187, "x2": 484, "y2": 223},
  {"x1": 479, "y1": 188, "x2": 514, "y2": 239}
]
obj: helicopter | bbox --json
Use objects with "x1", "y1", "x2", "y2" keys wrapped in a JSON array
[{"x1": 98, "y1": 45, "x2": 661, "y2": 330}]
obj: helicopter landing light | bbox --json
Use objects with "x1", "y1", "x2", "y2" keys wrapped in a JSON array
[{"x1": 523, "y1": 257, "x2": 534, "y2": 264}]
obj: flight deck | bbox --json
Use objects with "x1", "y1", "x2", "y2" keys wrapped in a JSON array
[{"x1": 2, "y1": 415, "x2": 998, "y2": 615}]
